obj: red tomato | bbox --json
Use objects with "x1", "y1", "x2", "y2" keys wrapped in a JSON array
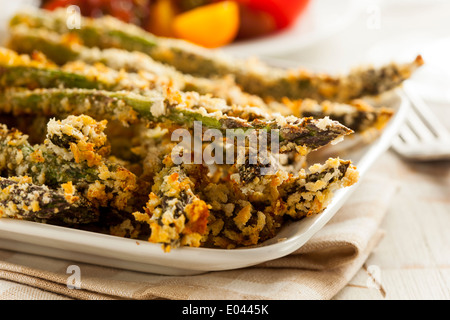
[
  {"x1": 42, "y1": 0, "x2": 150, "y2": 26},
  {"x1": 236, "y1": 3, "x2": 276, "y2": 40},
  {"x1": 42, "y1": 0, "x2": 82, "y2": 10},
  {"x1": 233, "y1": 0, "x2": 310, "y2": 30}
]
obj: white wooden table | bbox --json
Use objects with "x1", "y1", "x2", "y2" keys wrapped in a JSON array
[
  {"x1": 333, "y1": 150, "x2": 450, "y2": 300},
  {"x1": 274, "y1": 0, "x2": 450, "y2": 300}
]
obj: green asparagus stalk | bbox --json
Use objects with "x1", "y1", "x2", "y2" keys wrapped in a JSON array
[
  {"x1": 0, "y1": 87, "x2": 353, "y2": 154},
  {"x1": 0, "y1": 177, "x2": 99, "y2": 224},
  {"x1": 7, "y1": 25, "x2": 80, "y2": 65},
  {"x1": 0, "y1": 88, "x2": 140, "y2": 125},
  {"x1": 9, "y1": 8, "x2": 424, "y2": 102},
  {"x1": 0, "y1": 64, "x2": 105, "y2": 90}
]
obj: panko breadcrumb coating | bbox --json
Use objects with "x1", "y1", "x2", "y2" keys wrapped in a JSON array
[
  {"x1": 0, "y1": 176, "x2": 99, "y2": 224},
  {"x1": 133, "y1": 156, "x2": 210, "y2": 252},
  {"x1": 0, "y1": 116, "x2": 139, "y2": 212}
]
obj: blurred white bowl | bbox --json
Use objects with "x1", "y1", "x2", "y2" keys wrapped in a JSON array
[{"x1": 0, "y1": 0, "x2": 40, "y2": 45}]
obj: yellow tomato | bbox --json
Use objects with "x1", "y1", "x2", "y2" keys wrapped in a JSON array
[{"x1": 172, "y1": 1, "x2": 240, "y2": 48}]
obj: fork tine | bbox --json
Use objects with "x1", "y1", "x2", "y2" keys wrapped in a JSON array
[
  {"x1": 397, "y1": 121, "x2": 419, "y2": 144},
  {"x1": 403, "y1": 84, "x2": 450, "y2": 140},
  {"x1": 405, "y1": 107, "x2": 436, "y2": 141},
  {"x1": 392, "y1": 135, "x2": 408, "y2": 151},
  {"x1": 392, "y1": 84, "x2": 450, "y2": 161}
]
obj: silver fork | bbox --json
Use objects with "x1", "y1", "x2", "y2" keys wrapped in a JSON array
[{"x1": 392, "y1": 83, "x2": 450, "y2": 161}]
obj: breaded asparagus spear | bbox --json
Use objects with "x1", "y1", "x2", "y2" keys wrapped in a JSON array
[
  {"x1": 284, "y1": 98, "x2": 395, "y2": 133},
  {"x1": 236, "y1": 56, "x2": 423, "y2": 103},
  {"x1": 200, "y1": 157, "x2": 358, "y2": 248},
  {"x1": 7, "y1": 24, "x2": 270, "y2": 111},
  {"x1": 132, "y1": 158, "x2": 210, "y2": 251},
  {"x1": 0, "y1": 47, "x2": 161, "y2": 92},
  {"x1": 9, "y1": 8, "x2": 423, "y2": 102},
  {"x1": 0, "y1": 176, "x2": 99, "y2": 224},
  {"x1": 0, "y1": 87, "x2": 353, "y2": 154},
  {"x1": 277, "y1": 158, "x2": 358, "y2": 219},
  {"x1": 0, "y1": 117, "x2": 139, "y2": 211}
]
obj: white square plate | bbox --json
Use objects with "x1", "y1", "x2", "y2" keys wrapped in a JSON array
[{"x1": 0, "y1": 90, "x2": 409, "y2": 275}]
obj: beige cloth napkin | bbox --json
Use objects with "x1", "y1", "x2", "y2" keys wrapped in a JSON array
[{"x1": 0, "y1": 173, "x2": 397, "y2": 300}]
